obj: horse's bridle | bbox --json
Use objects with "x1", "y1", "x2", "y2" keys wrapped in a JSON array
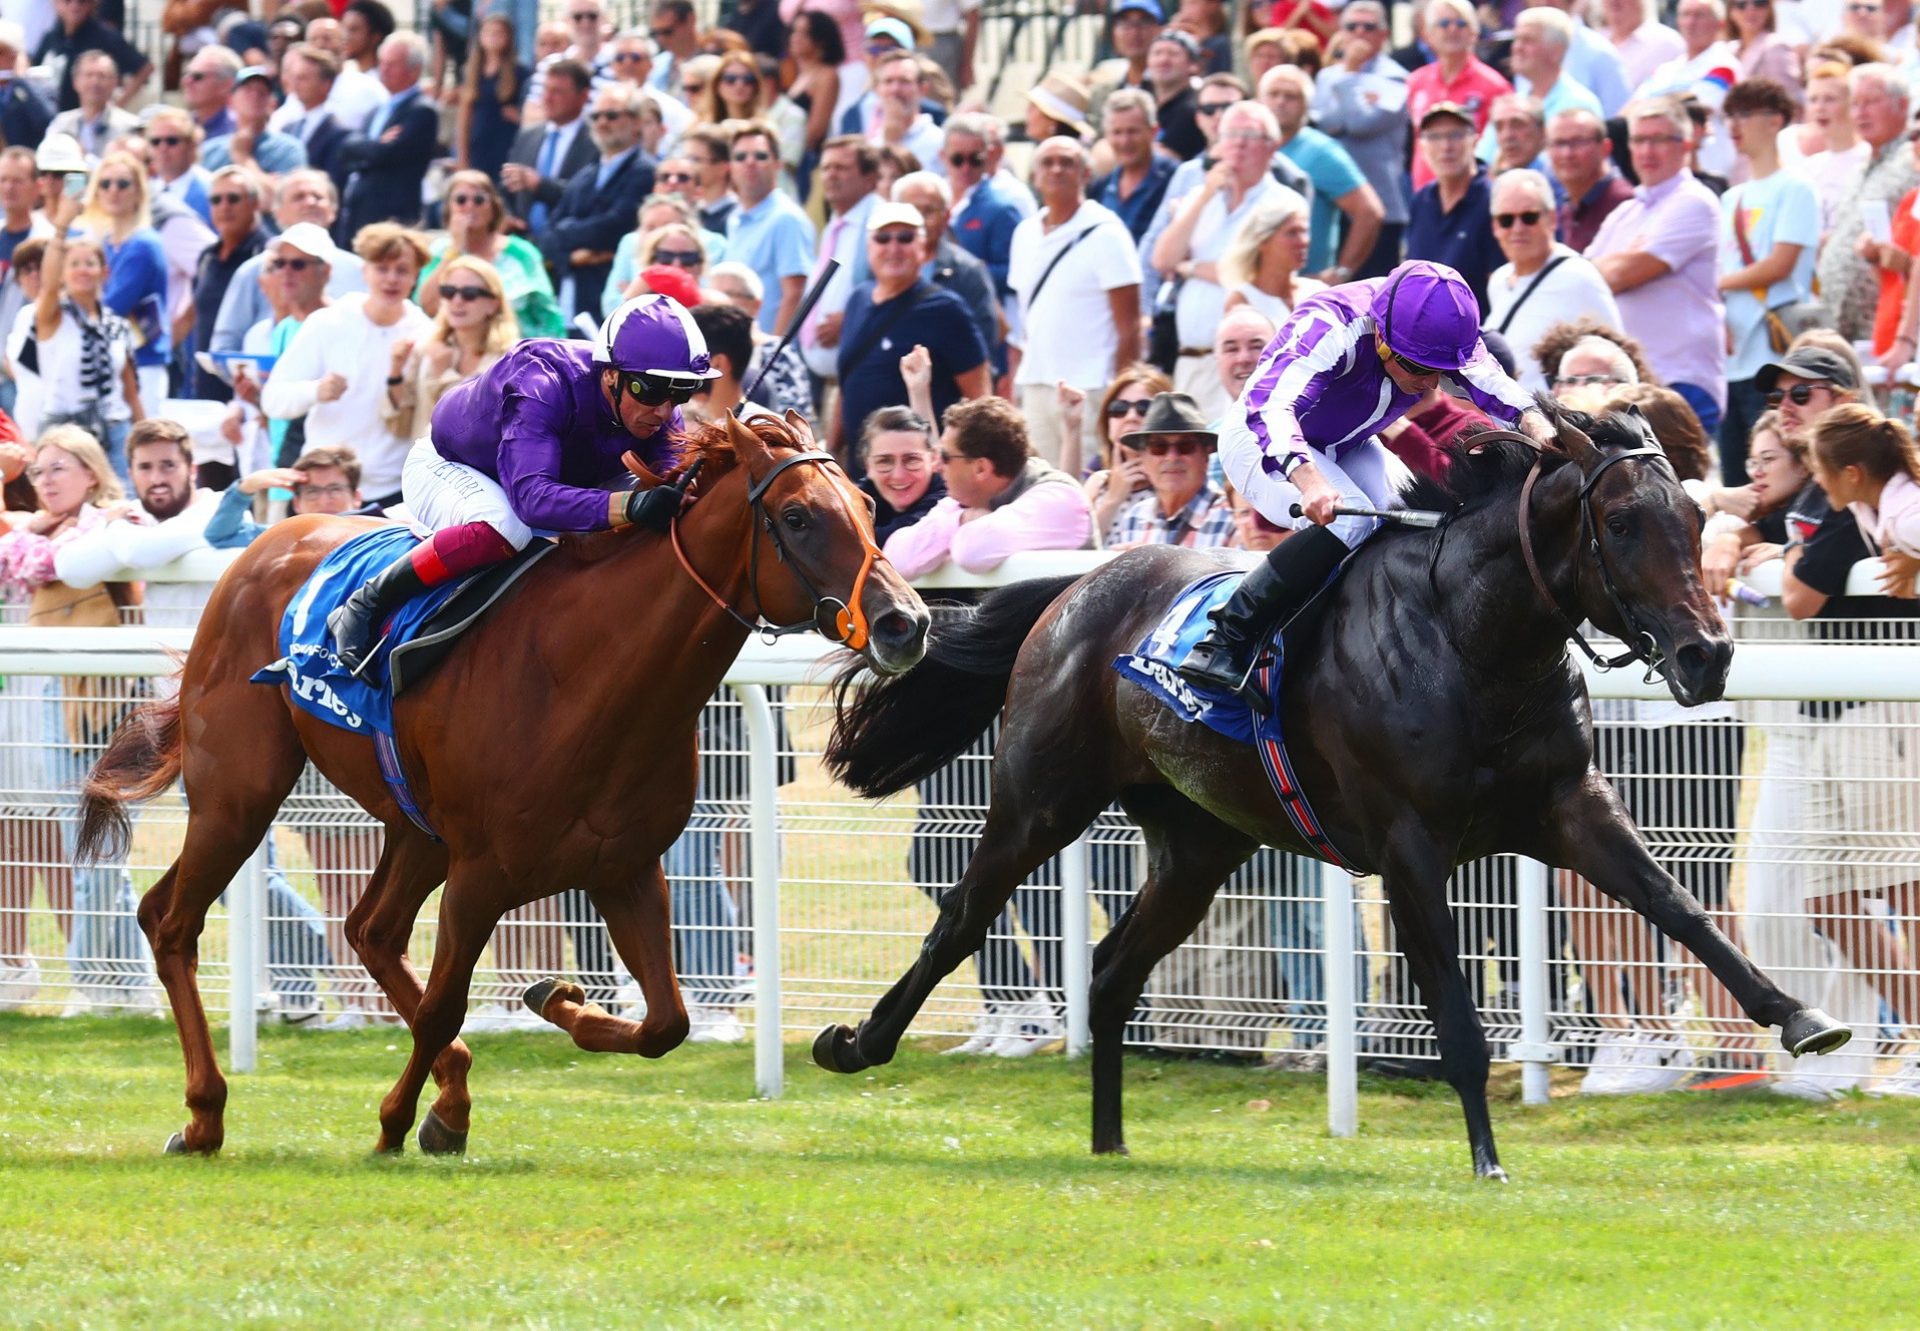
[
  {"x1": 1493, "y1": 430, "x2": 1675, "y2": 683},
  {"x1": 668, "y1": 449, "x2": 884, "y2": 652}
]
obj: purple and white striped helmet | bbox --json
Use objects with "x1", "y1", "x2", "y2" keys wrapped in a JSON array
[{"x1": 592, "y1": 294, "x2": 722, "y2": 380}]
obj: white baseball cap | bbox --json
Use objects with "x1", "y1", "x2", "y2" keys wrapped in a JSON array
[{"x1": 272, "y1": 221, "x2": 339, "y2": 264}]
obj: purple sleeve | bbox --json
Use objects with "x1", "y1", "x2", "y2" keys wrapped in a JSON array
[
  {"x1": 1453, "y1": 338, "x2": 1537, "y2": 426},
  {"x1": 1245, "y1": 314, "x2": 1349, "y2": 476},
  {"x1": 496, "y1": 356, "x2": 618, "y2": 532}
]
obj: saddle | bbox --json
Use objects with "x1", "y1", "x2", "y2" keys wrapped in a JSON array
[{"x1": 1112, "y1": 569, "x2": 1361, "y2": 872}]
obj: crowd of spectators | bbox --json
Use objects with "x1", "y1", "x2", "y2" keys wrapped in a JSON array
[{"x1": 0, "y1": 0, "x2": 1910, "y2": 1089}]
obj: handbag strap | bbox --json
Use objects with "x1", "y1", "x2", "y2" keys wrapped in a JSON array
[
  {"x1": 1027, "y1": 223, "x2": 1100, "y2": 306},
  {"x1": 1494, "y1": 254, "x2": 1570, "y2": 335},
  {"x1": 1730, "y1": 187, "x2": 1770, "y2": 305}
]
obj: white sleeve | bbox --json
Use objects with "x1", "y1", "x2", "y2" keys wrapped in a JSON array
[
  {"x1": 260, "y1": 309, "x2": 330, "y2": 421},
  {"x1": 1091, "y1": 219, "x2": 1143, "y2": 291}
]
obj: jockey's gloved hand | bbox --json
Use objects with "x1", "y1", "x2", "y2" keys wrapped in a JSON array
[{"x1": 625, "y1": 483, "x2": 681, "y2": 532}]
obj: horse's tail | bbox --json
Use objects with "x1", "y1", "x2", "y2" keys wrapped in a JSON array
[
  {"x1": 77, "y1": 686, "x2": 184, "y2": 864},
  {"x1": 826, "y1": 574, "x2": 1081, "y2": 798}
]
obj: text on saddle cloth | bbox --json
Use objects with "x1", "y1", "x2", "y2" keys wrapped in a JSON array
[{"x1": 1111, "y1": 570, "x2": 1363, "y2": 874}]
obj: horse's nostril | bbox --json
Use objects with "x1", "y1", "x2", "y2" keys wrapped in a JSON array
[{"x1": 875, "y1": 610, "x2": 921, "y2": 646}]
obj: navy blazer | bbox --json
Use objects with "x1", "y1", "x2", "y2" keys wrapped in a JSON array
[
  {"x1": 301, "y1": 112, "x2": 353, "y2": 191},
  {"x1": 949, "y1": 178, "x2": 1022, "y2": 301},
  {"x1": 536, "y1": 148, "x2": 656, "y2": 323},
  {"x1": 335, "y1": 89, "x2": 440, "y2": 240},
  {"x1": 503, "y1": 120, "x2": 599, "y2": 225}
]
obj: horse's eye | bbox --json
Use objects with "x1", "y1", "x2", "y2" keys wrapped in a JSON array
[
  {"x1": 782, "y1": 507, "x2": 809, "y2": 532},
  {"x1": 1606, "y1": 515, "x2": 1630, "y2": 539}
]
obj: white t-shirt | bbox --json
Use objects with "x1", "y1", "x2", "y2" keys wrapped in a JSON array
[
  {"x1": 1484, "y1": 245, "x2": 1623, "y2": 393},
  {"x1": 1170, "y1": 176, "x2": 1306, "y2": 350},
  {"x1": 260, "y1": 292, "x2": 433, "y2": 499},
  {"x1": 1008, "y1": 200, "x2": 1143, "y2": 389}
]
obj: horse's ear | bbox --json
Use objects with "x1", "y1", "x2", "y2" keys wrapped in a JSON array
[
  {"x1": 1542, "y1": 397, "x2": 1601, "y2": 468},
  {"x1": 782, "y1": 407, "x2": 820, "y2": 451},
  {"x1": 724, "y1": 409, "x2": 775, "y2": 473}
]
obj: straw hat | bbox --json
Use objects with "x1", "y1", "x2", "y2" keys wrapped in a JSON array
[{"x1": 1026, "y1": 72, "x2": 1093, "y2": 139}]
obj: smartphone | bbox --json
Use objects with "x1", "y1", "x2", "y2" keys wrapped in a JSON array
[{"x1": 62, "y1": 171, "x2": 87, "y2": 199}]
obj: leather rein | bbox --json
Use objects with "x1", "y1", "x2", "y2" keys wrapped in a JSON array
[
  {"x1": 667, "y1": 449, "x2": 884, "y2": 652},
  {"x1": 1479, "y1": 429, "x2": 1674, "y2": 683}
]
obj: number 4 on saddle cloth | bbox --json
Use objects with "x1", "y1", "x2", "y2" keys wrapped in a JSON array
[
  {"x1": 1111, "y1": 569, "x2": 1362, "y2": 874},
  {"x1": 251, "y1": 527, "x2": 555, "y2": 835}
]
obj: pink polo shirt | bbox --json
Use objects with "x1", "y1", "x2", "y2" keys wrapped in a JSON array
[
  {"x1": 1405, "y1": 56, "x2": 1513, "y2": 190},
  {"x1": 1584, "y1": 169, "x2": 1727, "y2": 408}
]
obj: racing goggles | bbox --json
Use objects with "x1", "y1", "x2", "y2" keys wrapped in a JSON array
[{"x1": 618, "y1": 371, "x2": 703, "y2": 406}]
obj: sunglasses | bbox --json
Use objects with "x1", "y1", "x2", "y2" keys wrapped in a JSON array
[
  {"x1": 1431, "y1": 15, "x2": 1471, "y2": 28},
  {"x1": 1730, "y1": 0, "x2": 1769, "y2": 8},
  {"x1": 570, "y1": 10, "x2": 600, "y2": 20},
  {"x1": 1196, "y1": 101, "x2": 1238, "y2": 116},
  {"x1": 651, "y1": 248, "x2": 702, "y2": 267},
  {"x1": 621, "y1": 371, "x2": 699, "y2": 406},
  {"x1": 449, "y1": 192, "x2": 491, "y2": 207},
  {"x1": 1342, "y1": 18, "x2": 1382, "y2": 30},
  {"x1": 870, "y1": 229, "x2": 919, "y2": 246},
  {"x1": 1122, "y1": 437, "x2": 1208, "y2": 457},
  {"x1": 947, "y1": 150, "x2": 986, "y2": 169},
  {"x1": 589, "y1": 109, "x2": 633, "y2": 122},
  {"x1": 1388, "y1": 350, "x2": 1441, "y2": 376},
  {"x1": 147, "y1": 134, "x2": 185, "y2": 147},
  {"x1": 439, "y1": 284, "x2": 495, "y2": 302},
  {"x1": 1766, "y1": 383, "x2": 1825, "y2": 406},
  {"x1": 719, "y1": 71, "x2": 758, "y2": 86},
  {"x1": 612, "y1": 50, "x2": 647, "y2": 62},
  {"x1": 1493, "y1": 210, "x2": 1543, "y2": 228},
  {"x1": 210, "y1": 192, "x2": 253, "y2": 207},
  {"x1": 1105, "y1": 398, "x2": 1154, "y2": 418},
  {"x1": 1628, "y1": 134, "x2": 1684, "y2": 148},
  {"x1": 268, "y1": 257, "x2": 314, "y2": 271},
  {"x1": 98, "y1": 178, "x2": 136, "y2": 192},
  {"x1": 731, "y1": 149, "x2": 773, "y2": 162}
]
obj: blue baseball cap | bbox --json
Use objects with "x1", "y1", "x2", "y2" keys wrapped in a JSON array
[{"x1": 1112, "y1": 0, "x2": 1165, "y2": 20}]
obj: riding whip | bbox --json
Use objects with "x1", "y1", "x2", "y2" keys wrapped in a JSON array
[
  {"x1": 738, "y1": 257, "x2": 841, "y2": 417},
  {"x1": 1289, "y1": 503, "x2": 1444, "y2": 529}
]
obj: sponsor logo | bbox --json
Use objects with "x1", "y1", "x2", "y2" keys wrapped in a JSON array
[
  {"x1": 1124, "y1": 653, "x2": 1207, "y2": 716},
  {"x1": 267, "y1": 643, "x2": 368, "y2": 730}
]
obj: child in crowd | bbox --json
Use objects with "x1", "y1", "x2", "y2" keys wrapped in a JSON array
[{"x1": 1808, "y1": 403, "x2": 1920, "y2": 596}]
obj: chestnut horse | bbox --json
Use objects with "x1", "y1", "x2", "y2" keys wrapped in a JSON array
[
  {"x1": 78, "y1": 412, "x2": 929, "y2": 1157},
  {"x1": 814, "y1": 406, "x2": 1849, "y2": 1180}
]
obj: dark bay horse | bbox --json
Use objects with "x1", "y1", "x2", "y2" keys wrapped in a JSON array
[
  {"x1": 78, "y1": 412, "x2": 929, "y2": 1157},
  {"x1": 813, "y1": 404, "x2": 1848, "y2": 1180}
]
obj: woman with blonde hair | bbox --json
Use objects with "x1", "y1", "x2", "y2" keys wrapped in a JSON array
[
  {"x1": 1220, "y1": 194, "x2": 1325, "y2": 323},
  {"x1": 618, "y1": 223, "x2": 708, "y2": 302},
  {"x1": 73, "y1": 153, "x2": 168, "y2": 417},
  {"x1": 0, "y1": 424, "x2": 153, "y2": 1012},
  {"x1": 1057, "y1": 362, "x2": 1175, "y2": 535},
  {"x1": 32, "y1": 194, "x2": 144, "y2": 484},
  {"x1": 415, "y1": 169, "x2": 563, "y2": 338},
  {"x1": 384, "y1": 255, "x2": 520, "y2": 441}
]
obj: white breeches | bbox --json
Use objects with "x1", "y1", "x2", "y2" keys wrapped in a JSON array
[
  {"x1": 1217, "y1": 417, "x2": 1411, "y2": 550},
  {"x1": 400, "y1": 438, "x2": 535, "y2": 550}
]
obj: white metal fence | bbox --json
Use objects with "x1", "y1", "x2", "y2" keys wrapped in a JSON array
[{"x1": 0, "y1": 553, "x2": 1916, "y2": 1132}]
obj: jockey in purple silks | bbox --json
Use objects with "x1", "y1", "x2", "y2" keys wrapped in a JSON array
[
  {"x1": 327, "y1": 294, "x2": 721, "y2": 670},
  {"x1": 1179, "y1": 259, "x2": 1558, "y2": 704}
]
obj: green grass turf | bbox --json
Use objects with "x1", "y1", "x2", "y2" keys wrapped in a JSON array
[{"x1": 3, "y1": 1016, "x2": 1919, "y2": 1329}]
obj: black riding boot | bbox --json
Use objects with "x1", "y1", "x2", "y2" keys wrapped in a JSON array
[
  {"x1": 327, "y1": 550, "x2": 429, "y2": 674},
  {"x1": 1177, "y1": 525, "x2": 1349, "y2": 710}
]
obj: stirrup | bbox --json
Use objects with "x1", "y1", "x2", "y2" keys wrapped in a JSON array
[{"x1": 344, "y1": 630, "x2": 392, "y2": 682}]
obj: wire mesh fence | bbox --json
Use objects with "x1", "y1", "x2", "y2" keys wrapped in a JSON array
[{"x1": 1, "y1": 602, "x2": 1916, "y2": 1099}]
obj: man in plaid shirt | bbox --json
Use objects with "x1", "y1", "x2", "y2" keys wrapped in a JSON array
[{"x1": 1103, "y1": 391, "x2": 1238, "y2": 549}]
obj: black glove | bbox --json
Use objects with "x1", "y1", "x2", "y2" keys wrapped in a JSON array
[{"x1": 625, "y1": 483, "x2": 681, "y2": 532}]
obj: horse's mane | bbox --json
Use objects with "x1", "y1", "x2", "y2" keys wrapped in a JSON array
[
  {"x1": 560, "y1": 410, "x2": 820, "y2": 563},
  {"x1": 1398, "y1": 407, "x2": 1647, "y2": 518}
]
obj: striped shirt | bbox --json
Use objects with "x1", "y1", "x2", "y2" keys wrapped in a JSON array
[
  {"x1": 1105, "y1": 483, "x2": 1236, "y2": 550},
  {"x1": 1237, "y1": 277, "x2": 1534, "y2": 478}
]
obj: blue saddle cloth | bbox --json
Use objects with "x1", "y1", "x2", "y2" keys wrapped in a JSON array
[
  {"x1": 1111, "y1": 570, "x2": 1362, "y2": 873},
  {"x1": 249, "y1": 526, "x2": 471, "y2": 738},
  {"x1": 1111, "y1": 570, "x2": 1283, "y2": 747}
]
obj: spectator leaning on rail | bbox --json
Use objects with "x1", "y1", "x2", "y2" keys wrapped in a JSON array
[
  {"x1": 1717, "y1": 77, "x2": 1819, "y2": 487},
  {"x1": 882, "y1": 395, "x2": 1094, "y2": 579},
  {"x1": 1008, "y1": 135, "x2": 1142, "y2": 476},
  {"x1": 854, "y1": 403, "x2": 944, "y2": 542},
  {"x1": 1484, "y1": 167, "x2": 1622, "y2": 394},
  {"x1": 1816, "y1": 64, "x2": 1916, "y2": 346},
  {"x1": 1102, "y1": 391, "x2": 1233, "y2": 549},
  {"x1": 1584, "y1": 95, "x2": 1726, "y2": 436},
  {"x1": 833, "y1": 200, "x2": 990, "y2": 466}
]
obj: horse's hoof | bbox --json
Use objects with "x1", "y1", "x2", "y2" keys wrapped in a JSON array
[
  {"x1": 1783, "y1": 1008, "x2": 1852, "y2": 1058},
  {"x1": 522, "y1": 977, "x2": 585, "y2": 1019},
  {"x1": 164, "y1": 1129, "x2": 216, "y2": 1156},
  {"x1": 1478, "y1": 1164, "x2": 1510, "y2": 1183},
  {"x1": 812, "y1": 1023, "x2": 866, "y2": 1074},
  {"x1": 417, "y1": 1107, "x2": 468, "y2": 1156},
  {"x1": 1092, "y1": 1140, "x2": 1129, "y2": 1157}
]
